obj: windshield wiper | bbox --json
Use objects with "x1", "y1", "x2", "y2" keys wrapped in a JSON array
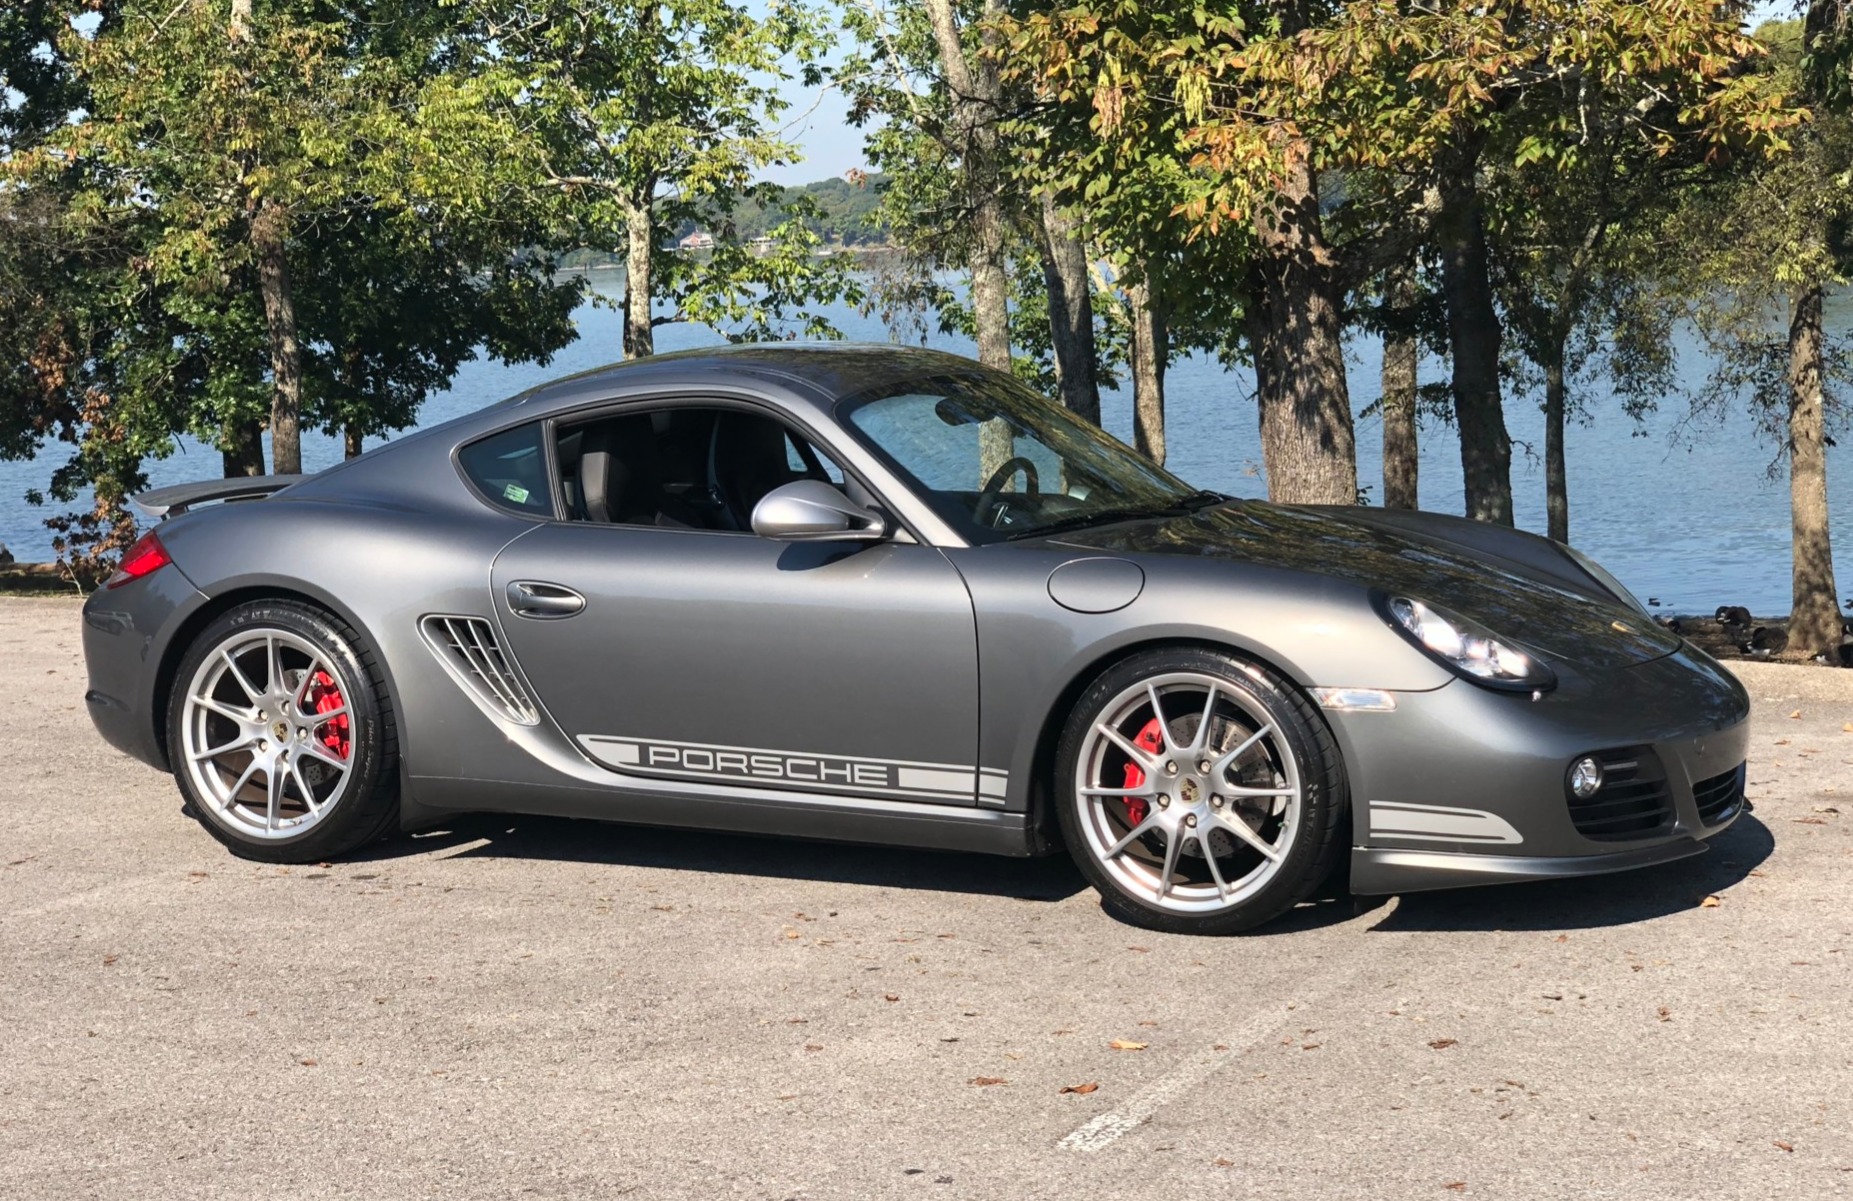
[
  {"x1": 1177, "y1": 489, "x2": 1229, "y2": 511},
  {"x1": 1005, "y1": 504, "x2": 1187, "y2": 540}
]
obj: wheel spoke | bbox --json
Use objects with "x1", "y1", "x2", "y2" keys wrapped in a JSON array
[
  {"x1": 265, "y1": 635, "x2": 284, "y2": 697},
  {"x1": 220, "y1": 651, "x2": 263, "y2": 704},
  {"x1": 1096, "y1": 723, "x2": 1157, "y2": 769},
  {"x1": 224, "y1": 756, "x2": 262, "y2": 805},
  {"x1": 190, "y1": 734, "x2": 255, "y2": 761},
  {"x1": 1155, "y1": 826, "x2": 1183, "y2": 900},
  {"x1": 289, "y1": 760, "x2": 322, "y2": 815},
  {"x1": 265, "y1": 760, "x2": 283, "y2": 830},
  {"x1": 1189, "y1": 686, "x2": 1220, "y2": 753},
  {"x1": 1102, "y1": 814, "x2": 1160, "y2": 859},
  {"x1": 1080, "y1": 783, "x2": 1157, "y2": 799},
  {"x1": 1221, "y1": 784, "x2": 1296, "y2": 799},
  {"x1": 1211, "y1": 723, "x2": 1273, "y2": 777},
  {"x1": 301, "y1": 740, "x2": 351, "y2": 773},
  {"x1": 309, "y1": 704, "x2": 348, "y2": 724},
  {"x1": 1144, "y1": 683, "x2": 1174, "y2": 752},
  {"x1": 1216, "y1": 810, "x2": 1283, "y2": 862},
  {"x1": 1202, "y1": 836, "x2": 1233, "y2": 898},
  {"x1": 196, "y1": 696, "x2": 256, "y2": 724}
]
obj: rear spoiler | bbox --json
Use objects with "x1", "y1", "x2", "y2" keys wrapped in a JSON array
[{"x1": 130, "y1": 474, "x2": 307, "y2": 519}]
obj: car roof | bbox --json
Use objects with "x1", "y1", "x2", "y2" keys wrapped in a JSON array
[{"x1": 499, "y1": 343, "x2": 987, "y2": 418}]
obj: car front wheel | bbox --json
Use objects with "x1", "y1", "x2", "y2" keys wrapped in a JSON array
[
  {"x1": 1055, "y1": 647, "x2": 1347, "y2": 934},
  {"x1": 167, "y1": 600, "x2": 400, "y2": 862}
]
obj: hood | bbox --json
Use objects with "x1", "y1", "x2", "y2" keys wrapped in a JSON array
[{"x1": 1034, "y1": 501, "x2": 1681, "y2": 673}]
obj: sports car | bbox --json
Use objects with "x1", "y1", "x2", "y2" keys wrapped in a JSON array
[{"x1": 81, "y1": 345, "x2": 1751, "y2": 933}]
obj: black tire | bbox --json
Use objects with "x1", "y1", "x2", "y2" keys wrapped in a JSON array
[
  {"x1": 166, "y1": 599, "x2": 400, "y2": 863},
  {"x1": 1054, "y1": 646, "x2": 1347, "y2": 934}
]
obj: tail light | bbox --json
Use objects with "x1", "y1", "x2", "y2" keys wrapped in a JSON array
[{"x1": 106, "y1": 529, "x2": 172, "y2": 588}]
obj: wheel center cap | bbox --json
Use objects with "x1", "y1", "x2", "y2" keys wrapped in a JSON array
[
  {"x1": 1179, "y1": 777, "x2": 1200, "y2": 804},
  {"x1": 273, "y1": 721, "x2": 290, "y2": 742}
]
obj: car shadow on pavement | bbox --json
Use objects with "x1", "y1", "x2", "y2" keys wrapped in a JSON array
[
  {"x1": 362, "y1": 814, "x2": 1092, "y2": 902},
  {"x1": 1360, "y1": 813, "x2": 1777, "y2": 933}
]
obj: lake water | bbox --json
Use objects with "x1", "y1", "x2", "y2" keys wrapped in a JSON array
[{"x1": 2, "y1": 277, "x2": 1846, "y2": 617}]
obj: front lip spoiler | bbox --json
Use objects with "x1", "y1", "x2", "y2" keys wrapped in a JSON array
[{"x1": 1350, "y1": 837, "x2": 1709, "y2": 896}]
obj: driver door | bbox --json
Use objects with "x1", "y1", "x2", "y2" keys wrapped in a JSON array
[{"x1": 489, "y1": 400, "x2": 986, "y2": 808}]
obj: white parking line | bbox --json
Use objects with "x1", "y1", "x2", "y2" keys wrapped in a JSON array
[{"x1": 1056, "y1": 909, "x2": 1381, "y2": 1153}]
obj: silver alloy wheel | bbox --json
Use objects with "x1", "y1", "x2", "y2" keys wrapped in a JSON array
[
  {"x1": 179, "y1": 628, "x2": 355, "y2": 840},
  {"x1": 1074, "y1": 671, "x2": 1302, "y2": 914}
]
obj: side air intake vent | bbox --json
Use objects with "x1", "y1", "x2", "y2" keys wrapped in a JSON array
[{"x1": 419, "y1": 615, "x2": 540, "y2": 726}]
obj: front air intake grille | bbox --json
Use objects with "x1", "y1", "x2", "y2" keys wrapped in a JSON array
[
  {"x1": 1694, "y1": 762, "x2": 1747, "y2": 826},
  {"x1": 1568, "y1": 746, "x2": 1675, "y2": 841},
  {"x1": 419, "y1": 615, "x2": 540, "y2": 726}
]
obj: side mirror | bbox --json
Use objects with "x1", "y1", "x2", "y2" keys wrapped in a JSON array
[{"x1": 751, "y1": 480, "x2": 886, "y2": 542}]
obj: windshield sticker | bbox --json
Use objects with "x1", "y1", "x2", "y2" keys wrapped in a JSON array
[{"x1": 503, "y1": 483, "x2": 531, "y2": 504}]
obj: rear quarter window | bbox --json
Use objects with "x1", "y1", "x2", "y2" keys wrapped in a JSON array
[{"x1": 458, "y1": 423, "x2": 553, "y2": 516}]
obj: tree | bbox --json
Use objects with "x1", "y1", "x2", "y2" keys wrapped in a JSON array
[
  {"x1": 445, "y1": 0, "x2": 854, "y2": 360},
  {"x1": 1010, "y1": 0, "x2": 1795, "y2": 515},
  {"x1": 1674, "y1": 11, "x2": 1851, "y2": 659}
]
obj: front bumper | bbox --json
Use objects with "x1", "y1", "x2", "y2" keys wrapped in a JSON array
[{"x1": 1330, "y1": 642, "x2": 1751, "y2": 896}]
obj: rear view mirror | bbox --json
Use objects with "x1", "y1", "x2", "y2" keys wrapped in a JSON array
[{"x1": 751, "y1": 480, "x2": 885, "y2": 542}]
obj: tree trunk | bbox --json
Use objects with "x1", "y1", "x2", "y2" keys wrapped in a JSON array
[
  {"x1": 345, "y1": 423, "x2": 364, "y2": 460},
  {"x1": 1380, "y1": 260, "x2": 1419, "y2": 510},
  {"x1": 1248, "y1": 149, "x2": 1357, "y2": 506},
  {"x1": 1543, "y1": 336, "x2": 1569, "y2": 543},
  {"x1": 1128, "y1": 273, "x2": 1167, "y2": 464},
  {"x1": 222, "y1": 419, "x2": 265, "y2": 477},
  {"x1": 623, "y1": 201, "x2": 654, "y2": 359},
  {"x1": 1787, "y1": 280, "x2": 1841, "y2": 660},
  {"x1": 923, "y1": 0, "x2": 1009, "y2": 373},
  {"x1": 252, "y1": 201, "x2": 302, "y2": 476},
  {"x1": 1436, "y1": 170, "x2": 1513, "y2": 525},
  {"x1": 1039, "y1": 192, "x2": 1100, "y2": 424}
]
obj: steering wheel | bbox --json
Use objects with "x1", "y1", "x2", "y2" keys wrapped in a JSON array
[{"x1": 973, "y1": 456, "x2": 1041, "y2": 527}]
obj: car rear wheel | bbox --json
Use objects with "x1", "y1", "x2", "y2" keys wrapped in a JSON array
[
  {"x1": 1055, "y1": 648, "x2": 1347, "y2": 934},
  {"x1": 168, "y1": 600, "x2": 399, "y2": 862}
]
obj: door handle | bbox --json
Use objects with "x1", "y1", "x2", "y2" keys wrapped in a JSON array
[{"x1": 506, "y1": 580, "x2": 586, "y2": 619}]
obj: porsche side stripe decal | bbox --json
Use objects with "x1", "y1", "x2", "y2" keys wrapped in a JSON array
[
  {"x1": 577, "y1": 735, "x2": 1007, "y2": 805},
  {"x1": 1368, "y1": 801, "x2": 1524, "y2": 845}
]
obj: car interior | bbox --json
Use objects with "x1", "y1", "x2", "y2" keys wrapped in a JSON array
[{"x1": 555, "y1": 406, "x2": 853, "y2": 532}]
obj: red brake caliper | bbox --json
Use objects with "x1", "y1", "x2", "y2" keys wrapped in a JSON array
[
  {"x1": 306, "y1": 670, "x2": 351, "y2": 761},
  {"x1": 1120, "y1": 718, "x2": 1165, "y2": 826}
]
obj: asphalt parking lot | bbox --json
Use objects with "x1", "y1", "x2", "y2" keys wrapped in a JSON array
[{"x1": 4, "y1": 594, "x2": 1851, "y2": 1200}]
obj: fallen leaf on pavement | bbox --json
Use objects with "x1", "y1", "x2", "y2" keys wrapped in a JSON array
[
  {"x1": 1444, "y1": 1183, "x2": 1467, "y2": 1192},
  {"x1": 1700, "y1": 895, "x2": 1722, "y2": 908},
  {"x1": 1059, "y1": 1082, "x2": 1099, "y2": 1095},
  {"x1": 1774, "y1": 1140, "x2": 1795, "y2": 1152},
  {"x1": 1211, "y1": 1157, "x2": 1235, "y2": 1167},
  {"x1": 970, "y1": 1076, "x2": 1008, "y2": 1086},
  {"x1": 1109, "y1": 1039, "x2": 1149, "y2": 1051},
  {"x1": 1428, "y1": 1038, "x2": 1458, "y2": 1050},
  {"x1": 299, "y1": 1059, "x2": 317, "y2": 1067},
  {"x1": 1789, "y1": 710, "x2": 1803, "y2": 719},
  {"x1": 883, "y1": 994, "x2": 900, "y2": 1002}
]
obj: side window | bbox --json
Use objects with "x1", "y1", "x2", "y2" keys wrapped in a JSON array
[
  {"x1": 558, "y1": 404, "x2": 857, "y2": 533},
  {"x1": 458, "y1": 423, "x2": 552, "y2": 516},
  {"x1": 785, "y1": 430, "x2": 845, "y2": 486}
]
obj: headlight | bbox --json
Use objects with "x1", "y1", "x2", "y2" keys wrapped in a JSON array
[
  {"x1": 1557, "y1": 542, "x2": 1650, "y2": 616},
  {"x1": 1379, "y1": 594, "x2": 1556, "y2": 692}
]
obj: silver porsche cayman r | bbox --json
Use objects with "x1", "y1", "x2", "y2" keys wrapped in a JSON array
[{"x1": 80, "y1": 345, "x2": 1751, "y2": 933}]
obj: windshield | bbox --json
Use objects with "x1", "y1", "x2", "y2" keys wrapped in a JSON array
[{"x1": 838, "y1": 371, "x2": 1212, "y2": 544}]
